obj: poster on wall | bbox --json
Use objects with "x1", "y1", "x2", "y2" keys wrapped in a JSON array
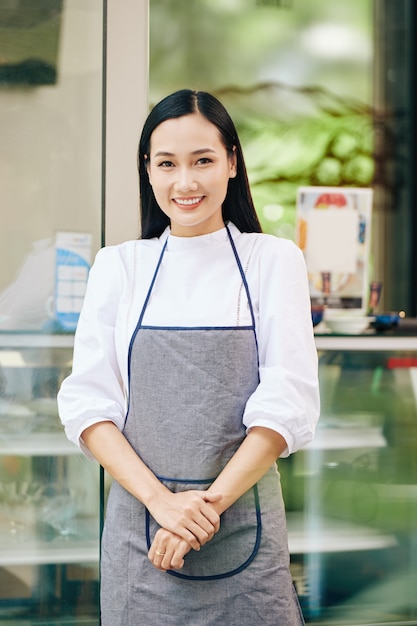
[
  {"x1": 53, "y1": 231, "x2": 92, "y2": 331},
  {"x1": 296, "y1": 186, "x2": 373, "y2": 311}
]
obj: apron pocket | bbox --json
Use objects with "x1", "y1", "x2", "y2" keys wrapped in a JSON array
[{"x1": 145, "y1": 479, "x2": 261, "y2": 580}]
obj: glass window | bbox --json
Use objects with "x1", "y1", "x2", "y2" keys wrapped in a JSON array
[
  {"x1": 150, "y1": 0, "x2": 415, "y2": 314},
  {"x1": 0, "y1": 1, "x2": 103, "y2": 621}
]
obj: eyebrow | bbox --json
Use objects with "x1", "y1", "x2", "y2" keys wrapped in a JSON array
[{"x1": 153, "y1": 148, "x2": 217, "y2": 158}]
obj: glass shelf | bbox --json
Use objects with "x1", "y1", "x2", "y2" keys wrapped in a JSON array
[
  {"x1": 315, "y1": 333, "x2": 417, "y2": 351},
  {"x1": 0, "y1": 433, "x2": 81, "y2": 457},
  {"x1": 0, "y1": 334, "x2": 74, "y2": 350},
  {"x1": 0, "y1": 518, "x2": 99, "y2": 566}
]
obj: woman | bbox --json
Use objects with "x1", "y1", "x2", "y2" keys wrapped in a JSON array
[{"x1": 58, "y1": 89, "x2": 320, "y2": 625}]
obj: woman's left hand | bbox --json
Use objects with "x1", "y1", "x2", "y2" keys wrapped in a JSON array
[{"x1": 148, "y1": 527, "x2": 192, "y2": 571}]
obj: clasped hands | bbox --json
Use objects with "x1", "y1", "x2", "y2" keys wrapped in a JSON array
[{"x1": 147, "y1": 489, "x2": 222, "y2": 572}]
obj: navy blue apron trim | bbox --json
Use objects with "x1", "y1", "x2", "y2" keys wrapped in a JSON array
[
  {"x1": 225, "y1": 225, "x2": 259, "y2": 366},
  {"x1": 139, "y1": 325, "x2": 253, "y2": 331},
  {"x1": 126, "y1": 236, "x2": 169, "y2": 390},
  {"x1": 145, "y1": 482, "x2": 262, "y2": 581},
  {"x1": 156, "y1": 476, "x2": 215, "y2": 484}
]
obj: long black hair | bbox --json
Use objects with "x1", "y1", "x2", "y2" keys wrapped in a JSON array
[{"x1": 138, "y1": 89, "x2": 262, "y2": 239}]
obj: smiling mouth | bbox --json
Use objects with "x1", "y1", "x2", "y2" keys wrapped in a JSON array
[{"x1": 173, "y1": 196, "x2": 204, "y2": 208}]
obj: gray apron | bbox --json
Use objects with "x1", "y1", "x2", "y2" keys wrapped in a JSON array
[{"x1": 101, "y1": 226, "x2": 305, "y2": 625}]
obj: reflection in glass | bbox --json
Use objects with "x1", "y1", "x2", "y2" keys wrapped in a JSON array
[
  {"x1": 150, "y1": 0, "x2": 374, "y2": 240},
  {"x1": 0, "y1": 0, "x2": 102, "y2": 622},
  {"x1": 281, "y1": 349, "x2": 417, "y2": 623}
]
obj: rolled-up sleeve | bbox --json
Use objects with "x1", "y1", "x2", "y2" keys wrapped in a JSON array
[
  {"x1": 243, "y1": 237, "x2": 320, "y2": 456},
  {"x1": 57, "y1": 246, "x2": 127, "y2": 458}
]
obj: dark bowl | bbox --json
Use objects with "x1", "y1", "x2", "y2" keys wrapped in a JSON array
[
  {"x1": 371, "y1": 312, "x2": 401, "y2": 331},
  {"x1": 312, "y1": 309, "x2": 324, "y2": 327}
]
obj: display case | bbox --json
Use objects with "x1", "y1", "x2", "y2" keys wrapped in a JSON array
[
  {"x1": 2, "y1": 331, "x2": 417, "y2": 626},
  {"x1": 0, "y1": 333, "x2": 99, "y2": 624},
  {"x1": 284, "y1": 333, "x2": 417, "y2": 625}
]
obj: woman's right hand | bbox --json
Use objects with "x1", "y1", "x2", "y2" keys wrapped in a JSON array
[{"x1": 147, "y1": 489, "x2": 222, "y2": 551}]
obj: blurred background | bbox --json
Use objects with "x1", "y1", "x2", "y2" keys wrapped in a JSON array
[
  {"x1": 148, "y1": 0, "x2": 415, "y2": 316},
  {"x1": 0, "y1": 1, "x2": 416, "y2": 624}
]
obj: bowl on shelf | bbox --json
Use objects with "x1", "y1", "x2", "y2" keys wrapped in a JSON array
[
  {"x1": 371, "y1": 312, "x2": 402, "y2": 331},
  {"x1": 324, "y1": 313, "x2": 375, "y2": 335},
  {"x1": 311, "y1": 308, "x2": 324, "y2": 327}
]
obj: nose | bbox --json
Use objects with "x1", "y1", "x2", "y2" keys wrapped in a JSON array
[{"x1": 173, "y1": 167, "x2": 198, "y2": 193}]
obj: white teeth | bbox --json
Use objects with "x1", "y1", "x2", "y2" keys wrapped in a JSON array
[{"x1": 175, "y1": 197, "x2": 202, "y2": 206}]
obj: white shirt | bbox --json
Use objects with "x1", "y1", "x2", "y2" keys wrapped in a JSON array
[{"x1": 58, "y1": 223, "x2": 320, "y2": 459}]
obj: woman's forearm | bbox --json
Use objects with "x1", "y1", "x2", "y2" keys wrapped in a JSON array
[
  {"x1": 208, "y1": 426, "x2": 287, "y2": 515},
  {"x1": 82, "y1": 421, "x2": 167, "y2": 505},
  {"x1": 81, "y1": 421, "x2": 220, "y2": 549}
]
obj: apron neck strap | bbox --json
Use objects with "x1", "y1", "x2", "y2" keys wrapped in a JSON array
[
  {"x1": 226, "y1": 224, "x2": 257, "y2": 330},
  {"x1": 136, "y1": 236, "x2": 169, "y2": 329},
  {"x1": 137, "y1": 225, "x2": 257, "y2": 331}
]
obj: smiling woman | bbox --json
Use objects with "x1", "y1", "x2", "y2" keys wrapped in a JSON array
[{"x1": 58, "y1": 89, "x2": 320, "y2": 626}]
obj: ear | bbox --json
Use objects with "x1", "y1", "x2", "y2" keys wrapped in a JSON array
[
  {"x1": 144, "y1": 154, "x2": 152, "y2": 185},
  {"x1": 229, "y1": 148, "x2": 237, "y2": 178}
]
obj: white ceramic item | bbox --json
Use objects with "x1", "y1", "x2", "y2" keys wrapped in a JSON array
[{"x1": 325, "y1": 315, "x2": 375, "y2": 335}]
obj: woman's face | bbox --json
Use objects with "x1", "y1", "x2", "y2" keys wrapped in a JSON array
[{"x1": 147, "y1": 113, "x2": 236, "y2": 237}]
